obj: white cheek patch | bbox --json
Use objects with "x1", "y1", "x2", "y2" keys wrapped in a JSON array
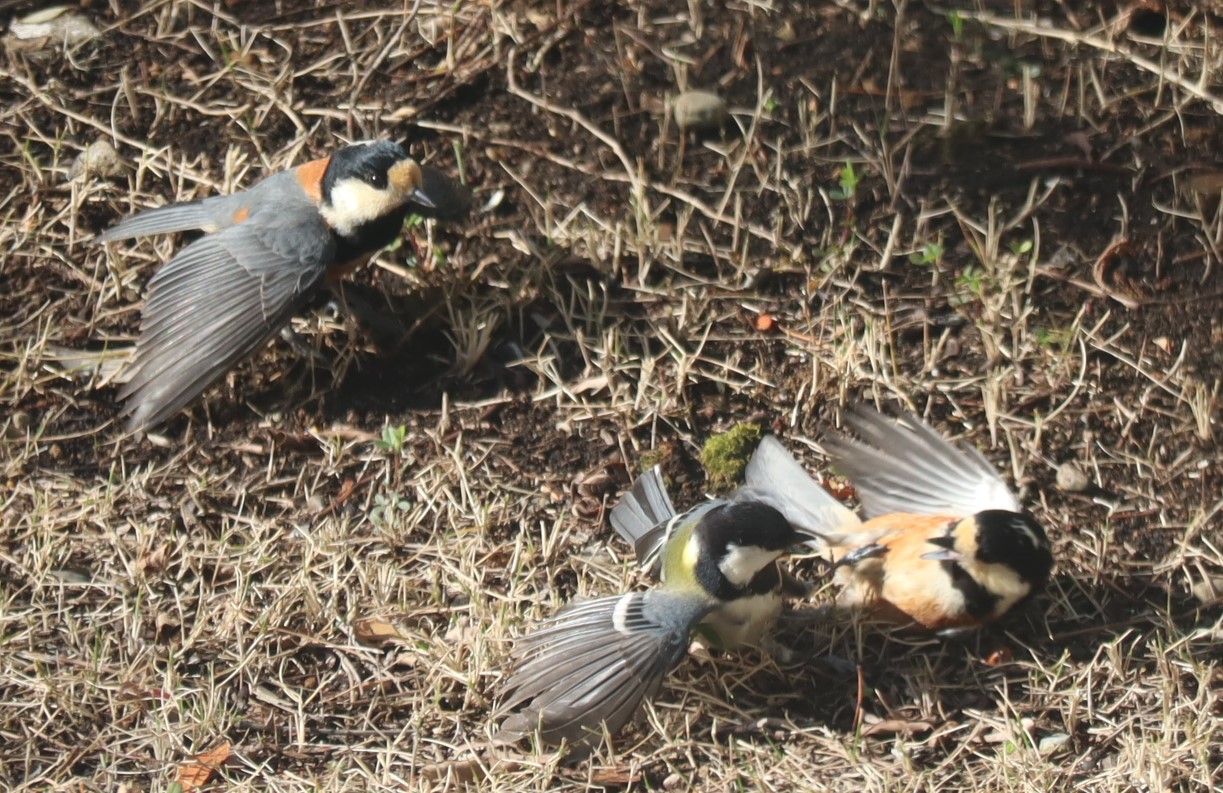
[
  {"x1": 969, "y1": 561, "x2": 1032, "y2": 615},
  {"x1": 321, "y1": 179, "x2": 409, "y2": 237},
  {"x1": 717, "y1": 543, "x2": 781, "y2": 587}
]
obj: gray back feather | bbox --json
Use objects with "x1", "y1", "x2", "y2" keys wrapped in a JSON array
[{"x1": 95, "y1": 169, "x2": 303, "y2": 243}]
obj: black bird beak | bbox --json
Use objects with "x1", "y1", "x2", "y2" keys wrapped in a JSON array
[
  {"x1": 790, "y1": 530, "x2": 821, "y2": 553},
  {"x1": 921, "y1": 534, "x2": 963, "y2": 562},
  {"x1": 410, "y1": 187, "x2": 436, "y2": 209}
]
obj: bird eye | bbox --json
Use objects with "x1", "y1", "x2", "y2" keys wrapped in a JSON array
[{"x1": 367, "y1": 172, "x2": 387, "y2": 189}]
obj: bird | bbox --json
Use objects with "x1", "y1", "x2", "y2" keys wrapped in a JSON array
[
  {"x1": 492, "y1": 446, "x2": 817, "y2": 752},
  {"x1": 746, "y1": 407, "x2": 1054, "y2": 633},
  {"x1": 96, "y1": 139, "x2": 446, "y2": 431}
]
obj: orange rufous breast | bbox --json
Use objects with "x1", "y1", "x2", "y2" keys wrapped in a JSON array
[
  {"x1": 834, "y1": 513, "x2": 979, "y2": 629},
  {"x1": 859, "y1": 514, "x2": 959, "y2": 560}
]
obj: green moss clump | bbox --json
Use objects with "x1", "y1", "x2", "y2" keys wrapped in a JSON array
[
  {"x1": 637, "y1": 445, "x2": 673, "y2": 473},
  {"x1": 700, "y1": 423, "x2": 763, "y2": 488}
]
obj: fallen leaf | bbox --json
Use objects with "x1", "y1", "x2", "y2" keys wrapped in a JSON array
[
  {"x1": 354, "y1": 618, "x2": 406, "y2": 646},
  {"x1": 589, "y1": 766, "x2": 640, "y2": 786},
  {"x1": 331, "y1": 478, "x2": 358, "y2": 508},
  {"x1": 174, "y1": 741, "x2": 231, "y2": 791},
  {"x1": 155, "y1": 611, "x2": 181, "y2": 642},
  {"x1": 1186, "y1": 171, "x2": 1223, "y2": 196},
  {"x1": 139, "y1": 544, "x2": 170, "y2": 575},
  {"x1": 420, "y1": 757, "x2": 491, "y2": 783}
]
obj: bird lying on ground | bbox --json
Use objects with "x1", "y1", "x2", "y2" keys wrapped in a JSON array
[{"x1": 748, "y1": 407, "x2": 1054, "y2": 633}]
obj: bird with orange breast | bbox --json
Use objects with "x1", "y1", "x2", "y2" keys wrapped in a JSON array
[{"x1": 747, "y1": 406, "x2": 1054, "y2": 633}]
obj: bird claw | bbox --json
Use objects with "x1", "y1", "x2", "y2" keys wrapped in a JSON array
[
  {"x1": 278, "y1": 326, "x2": 331, "y2": 366},
  {"x1": 760, "y1": 637, "x2": 800, "y2": 666}
]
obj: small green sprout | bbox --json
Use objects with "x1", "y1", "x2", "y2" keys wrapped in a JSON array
[
  {"x1": 909, "y1": 241, "x2": 945, "y2": 266},
  {"x1": 829, "y1": 161, "x2": 860, "y2": 201},
  {"x1": 375, "y1": 424, "x2": 408, "y2": 454}
]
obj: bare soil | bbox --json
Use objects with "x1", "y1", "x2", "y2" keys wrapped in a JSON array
[{"x1": 1, "y1": 1, "x2": 1221, "y2": 790}]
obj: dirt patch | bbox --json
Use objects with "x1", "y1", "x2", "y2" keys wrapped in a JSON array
[{"x1": 2, "y1": 0, "x2": 1221, "y2": 790}]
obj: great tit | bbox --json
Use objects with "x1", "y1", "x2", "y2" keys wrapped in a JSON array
[{"x1": 492, "y1": 442, "x2": 816, "y2": 751}]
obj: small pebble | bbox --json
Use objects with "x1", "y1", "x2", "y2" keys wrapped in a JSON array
[
  {"x1": 1190, "y1": 576, "x2": 1223, "y2": 605},
  {"x1": 1038, "y1": 732, "x2": 1072, "y2": 756},
  {"x1": 6, "y1": 6, "x2": 100, "y2": 53},
  {"x1": 69, "y1": 140, "x2": 124, "y2": 181},
  {"x1": 674, "y1": 90, "x2": 728, "y2": 132},
  {"x1": 1055, "y1": 461, "x2": 1090, "y2": 492}
]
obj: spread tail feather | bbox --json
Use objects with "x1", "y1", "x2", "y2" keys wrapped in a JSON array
[
  {"x1": 95, "y1": 201, "x2": 216, "y2": 243},
  {"x1": 609, "y1": 466, "x2": 677, "y2": 566}
]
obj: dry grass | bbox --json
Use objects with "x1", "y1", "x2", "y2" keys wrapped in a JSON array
[{"x1": 2, "y1": 1, "x2": 1222, "y2": 790}]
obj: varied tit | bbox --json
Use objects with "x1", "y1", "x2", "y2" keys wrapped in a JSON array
[
  {"x1": 748, "y1": 407, "x2": 1053, "y2": 633},
  {"x1": 96, "y1": 139, "x2": 446, "y2": 431},
  {"x1": 493, "y1": 447, "x2": 817, "y2": 752}
]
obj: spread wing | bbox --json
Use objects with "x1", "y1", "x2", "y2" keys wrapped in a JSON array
[
  {"x1": 739, "y1": 434, "x2": 861, "y2": 537},
  {"x1": 494, "y1": 589, "x2": 710, "y2": 752},
  {"x1": 119, "y1": 216, "x2": 334, "y2": 430},
  {"x1": 96, "y1": 167, "x2": 300, "y2": 242},
  {"x1": 821, "y1": 406, "x2": 1021, "y2": 518}
]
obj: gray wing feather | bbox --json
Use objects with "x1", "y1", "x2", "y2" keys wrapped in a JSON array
[
  {"x1": 739, "y1": 435, "x2": 861, "y2": 539},
  {"x1": 822, "y1": 407, "x2": 1021, "y2": 518},
  {"x1": 609, "y1": 466, "x2": 678, "y2": 572},
  {"x1": 494, "y1": 590, "x2": 710, "y2": 751},
  {"x1": 119, "y1": 218, "x2": 333, "y2": 430}
]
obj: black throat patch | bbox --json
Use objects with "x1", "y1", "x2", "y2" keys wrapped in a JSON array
[{"x1": 331, "y1": 211, "x2": 407, "y2": 261}]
